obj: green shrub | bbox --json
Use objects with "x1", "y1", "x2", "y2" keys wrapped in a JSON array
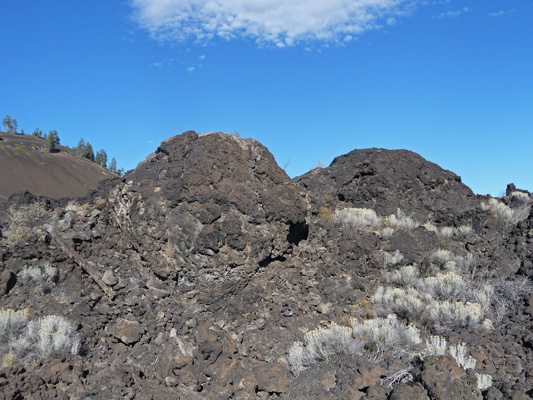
[{"x1": 15, "y1": 144, "x2": 27, "y2": 153}]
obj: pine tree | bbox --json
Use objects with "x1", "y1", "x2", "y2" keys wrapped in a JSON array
[
  {"x1": 84, "y1": 143, "x2": 94, "y2": 162},
  {"x1": 2, "y1": 115, "x2": 16, "y2": 133},
  {"x1": 32, "y1": 128, "x2": 43, "y2": 138},
  {"x1": 95, "y1": 149, "x2": 108, "y2": 168},
  {"x1": 109, "y1": 157, "x2": 117, "y2": 173},
  {"x1": 48, "y1": 130, "x2": 60, "y2": 144},
  {"x1": 46, "y1": 133, "x2": 56, "y2": 152},
  {"x1": 76, "y1": 138, "x2": 85, "y2": 155}
]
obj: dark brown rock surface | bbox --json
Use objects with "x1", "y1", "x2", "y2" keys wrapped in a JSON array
[
  {"x1": 1, "y1": 131, "x2": 532, "y2": 399},
  {"x1": 297, "y1": 148, "x2": 478, "y2": 223}
]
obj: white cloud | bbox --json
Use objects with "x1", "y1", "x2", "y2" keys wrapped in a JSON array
[
  {"x1": 130, "y1": 0, "x2": 419, "y2": 46},
  {"x1": 488, "y1": 9, "x2": 515, "y2": 17},
  {"x1": 436, "y1": 6, "x2": 471, "y2": 19},
  {"x1": 186, "y1": 66, "x2": 195, "y2": 72}
]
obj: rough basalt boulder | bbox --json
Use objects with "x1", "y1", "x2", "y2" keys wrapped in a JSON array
[
  {"x1": 297, "y1": 148, "x2": 478, "y2": 223},
  {"x1": 106, "y1": 131, "x2": 308, "y2": 283}
]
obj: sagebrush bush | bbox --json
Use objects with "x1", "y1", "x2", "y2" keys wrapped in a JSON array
[
  {"x1": 287, "y1": 322, "x2": 361, "y2": 375},
  {"x1": 332, "y1": 207, "x2": 421, "y2": 235},
  {"x1": 427, "y1": 301, "x2": 489, "y2": 332},
  {"x1": 19, "y1": 263, "x2": 58, "y2": 284},
  {"x1": 383, "y1": 209, "x2": 419, "y2": 231},
  {"x1": 371, "y1": 286, "x2": 428, "y2": 321},
  {"x1": 418, "y1": 271, "x2": 467, "y2": 301},
  {"x1": 350, "y1": 314, "x2": 421, "y2": 359},
  {"x1": 481, "y1": 198, "x2": 529, "y2": 225},
  {"x1": 387, "y1": 265, "x2": 420, "y2": 287},
  {"x1": 9, "y1": 203, "x2": 50, "y2": 224},
  {"x1": 373, "y1": 265, "x2": 495, "y2": 333},
  {"x1": 332, "y1": 208, "x2": 382, "y2": 231},
  {"x1": 382, "y1": 250, "x2": 404, "y2": 267},
  {"x1": 287, "y1": 315, "x2": 421, "y2": 375},
  {"x1": 510, "y1": 191, "x2": 531, "y2": 202},
  {"x1": 1, "y1": 202, "x2": 51, "y2": 247},
  {"x1": 0, "y1": 309, "x2": 79, "y2": 367},
  {"x1": 431, "y1": 249, "x2": 455, "y2": 266}
]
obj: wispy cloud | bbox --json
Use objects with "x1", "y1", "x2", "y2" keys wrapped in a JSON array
[
  {"x1": 130, "y1": 0, "x2": 419, "y2": 47},
  {"x1": 436, "y1": 6, "x2": 471, "y2": 19},
  {"x1": 488, "y1": 9, "x2": 515, "y2": 17}
]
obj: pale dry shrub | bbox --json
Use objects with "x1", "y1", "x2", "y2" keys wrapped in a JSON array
[
  {"x1": 1, "y1": 202, "x2": 50, "y2": 247},
  {"x1": 65, "y1": 201, "x2": 91, "y2": 212},
  {"x1": 425, "y1": 335, "x2": 447, "y2": 356},
  {"x1": 371, "y1": 286, "x2": 429, "y2": 321},
  {"x1": 439, "y1": 226, "x2": 455, "y2": 238},
  {"x1": 448, "y1": 342, "x2": 477, "y2": 370},
  {"x1": 1, "y1": 225, "x2": 33, "y2": 247},
  {"x1": 418, "y1": 271, "x2": 467, "y2": 301},
  {"x1": 19, "y1": 263, "x2": 58, "y2": 284},
  {"x1": 0, "y1": 309, "x2": 79, "y2": 367},
  {"x1": 28, "y1": 316, "x2": 80, "y2": 358},
  {"x1": 427, "y1": 301, "x2": 490, "y2": 332},
  {"x1": 9, "y1": 203, "x2": 50, "y2": 224},
  {"x1": 382, "y1": 250, "x2": 404, "y2": 267},
  {"x1": 431, "y1": 249, "x2": 456, "y2": 267},
  {"x1": 490, "y1": 276, "x2": 533, "y2": 326},
  {"x1": 350, "y1": 314, "x2": 421, "y2": 359},
  {"x1": 379, "y1": 227, "x2": 395, "y2": 239},
  {"x1": 423, "y1": 222, "x2": 439, "y2": 233},
  {"x1": 384, "y1": 209, "x2": 419, "y2": 231},
  {"x1": 287, "y1": 323, "x2": 361, "y2": 375},
  {"x1": 388, "y1": 265, "x2": 420, "y2": 287},
  {"x1": 481, "y1": 198, "x2": 529, "y2": 225},
  {"x1": 510, "y1": 191, "x2": 531, "y2": 202},
  {"x1": 287, "y1": 316, "x2": 421, "y2": 375},
  {"x1": 333, "y1": 208, "x2": 382, "y2": 231}
]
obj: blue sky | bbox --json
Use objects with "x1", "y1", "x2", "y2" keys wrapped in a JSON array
[{"x1": 1, "y1": 0, "x2": 531, "y2": 196}]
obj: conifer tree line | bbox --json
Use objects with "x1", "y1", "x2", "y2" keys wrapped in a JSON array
[{"x1": 2, "y1": 114, "x2": 125, "y2": 176}]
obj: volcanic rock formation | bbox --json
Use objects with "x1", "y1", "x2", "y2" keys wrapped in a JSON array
[{"x1": 0, "y1": 131, "x2": 532, "y2": 399}]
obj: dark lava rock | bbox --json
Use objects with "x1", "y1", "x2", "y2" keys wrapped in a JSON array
[
  {"x1": 415, "y1": 356, "x2": 481, "y2": 400},
  {"x1": 106, "y1": 131, "x2": 308, "y2": 283},
  {"x1": 2, "y1": 131, "x2": 532, "y2": 400},
  {"x1": 297, "y1": 148, "x2": 478, "y2": 223}
]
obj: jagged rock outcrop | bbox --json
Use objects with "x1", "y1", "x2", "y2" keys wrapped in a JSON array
[
  {"x1": 106, "y1": 131, "x2": 308, "y2": 283},
  {"x1": 297, "y1": 148, "x2": 478, "y2": 223},
  {"x1": 1, "y1": 131, "x2": 532, "y2": 399}
]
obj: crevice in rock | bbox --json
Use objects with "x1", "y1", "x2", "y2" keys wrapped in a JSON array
[
  {"x1": 287, "y1": 221, "x2": 309, "y2": 246},
  {"x1": 259, "y1": 255, "x2": 287, "y2": 269}
]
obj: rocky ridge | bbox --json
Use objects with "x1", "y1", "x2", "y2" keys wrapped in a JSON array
[{"x1": 0, "y1": 131, "x2": 532, "y2": 399}]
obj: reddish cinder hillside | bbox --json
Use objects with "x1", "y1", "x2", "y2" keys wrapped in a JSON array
[{"x1": 0, "y1": 132, "x2": 115, "y2": 203}]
